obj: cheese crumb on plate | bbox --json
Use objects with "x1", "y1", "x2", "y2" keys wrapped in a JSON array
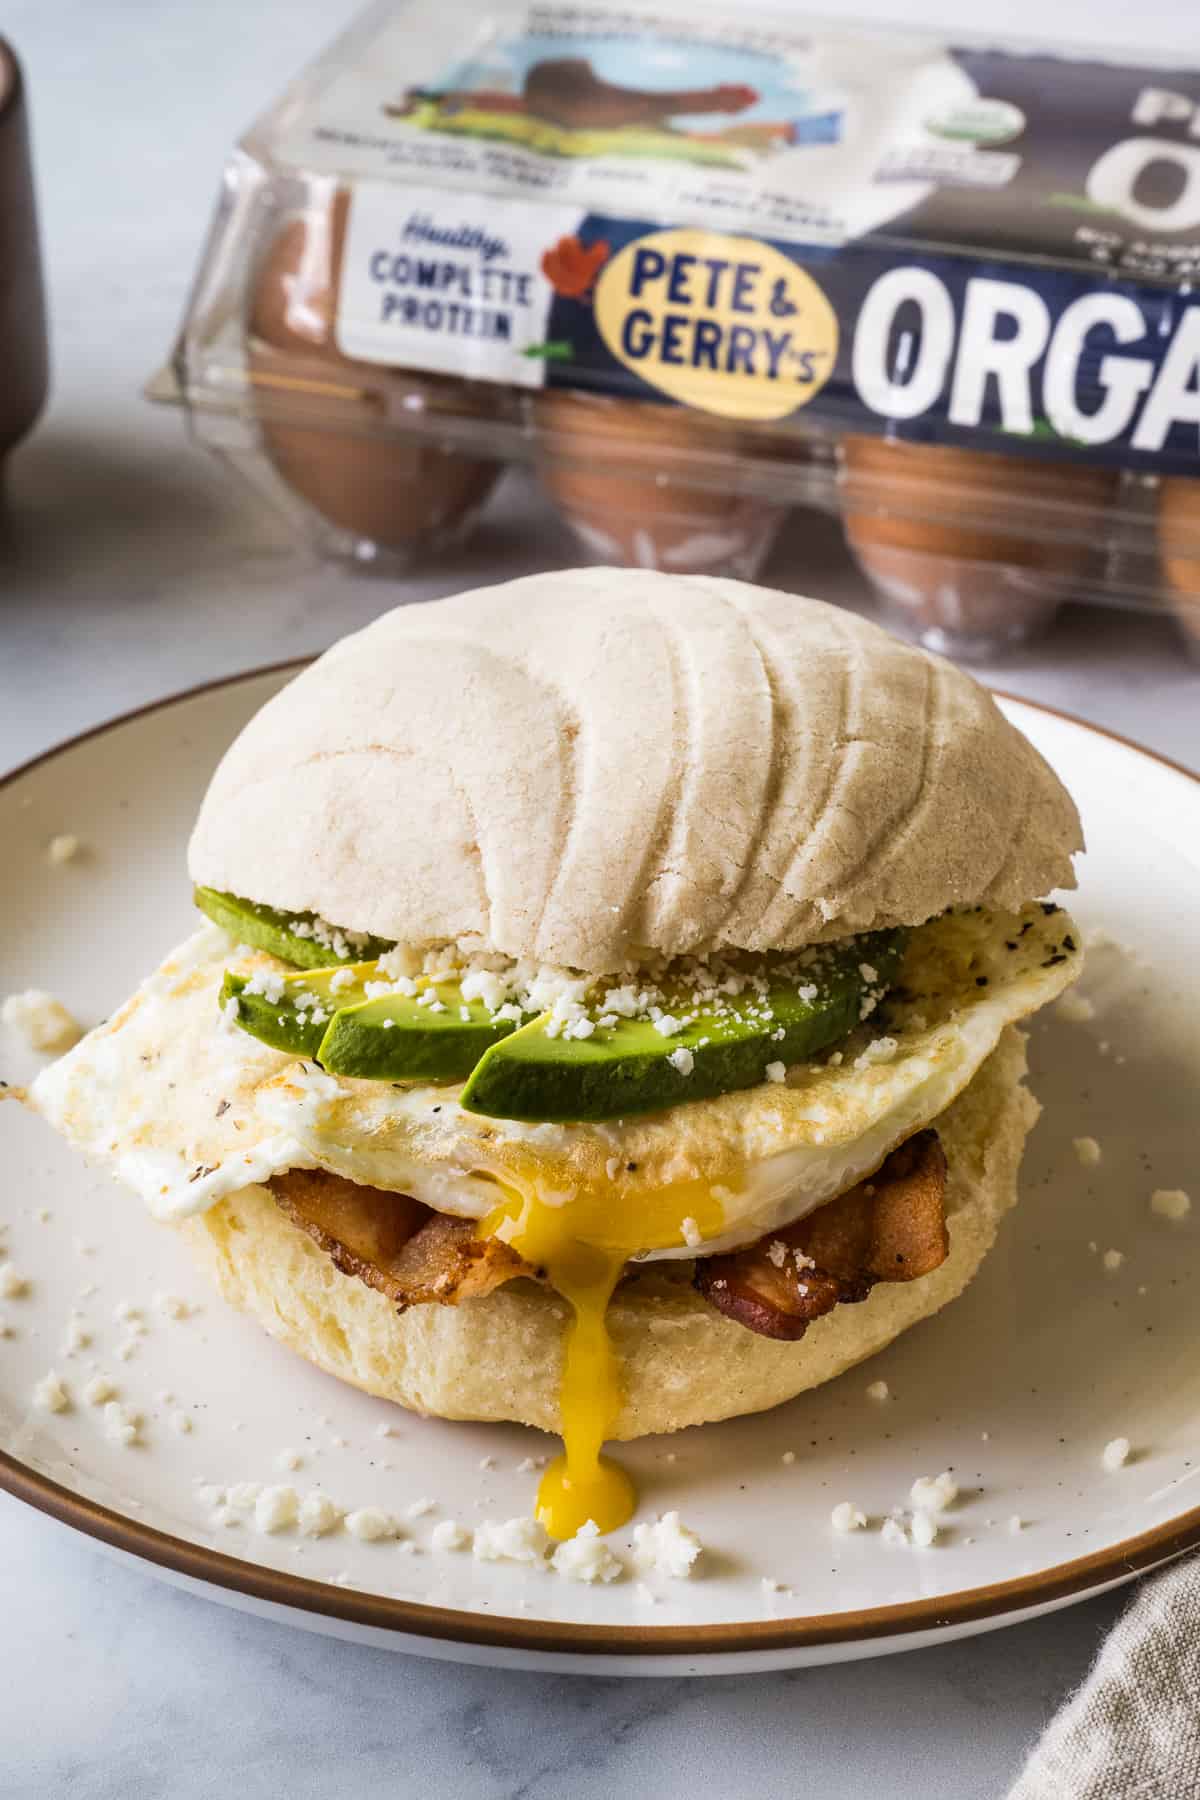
[
  {"x1": 631, "y1": 1511, "x2": 702, "y2": 1578},
  {"x1": 431, "y1": 1519, "x2": 471, "y2": 1553},
  {"x1": 345, "y1": 1507, "x2": 399, "y2": 1543},
  {"x1": 551, "y1": 1521, "x2": 624, "y2": 1584},
  {"x1": 298, "y1": 1493, "x2": 342, "y2": 1538},
  {"x1": 254, "y1": 1486, "x2": 300, "y2": 1534},
  {"x1": 1, "y1": 990, "x2": 82, "y2": 1053},
  {"x1": 910, "y1": 1512, "x2": 938, "y2": 1549},
  {"x1": 0, "y1": 1264, "x2": 29, "y2": 1299},
  {"x1": 32, "y1": 1371, "x2": 69, "y2": 1413},
  {"x1": 1150, "y1": 1188, "x2": 1191, "y2": 1221},
  {"x1": 102, "y1": 1401, "x2": 141, "y2": 1446},
  {"x1": 473, "y1": 1517, "x2": 549, "y2": 1565},
  {"x1": 910, "y1": 1471, "x2": 958, "y2": 1512}
]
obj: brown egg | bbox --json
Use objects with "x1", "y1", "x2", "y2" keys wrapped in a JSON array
[
  {"x1": 1158, "y1": 476, "x2": 1200, "y2": 655},
  {"x1": 840, "y1": 436, "x2": 1117, "y2": 656},
  {"x1": 534, "y1": 390, "x2": 795, "y2": 580},
  {"x1": 247, "y1": 194, "x2": 501, "y2": 556}
]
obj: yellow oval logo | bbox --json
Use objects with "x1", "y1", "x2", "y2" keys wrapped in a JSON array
[{"x1": 594, "y1": 228, "x2": 838, "y2": 422}]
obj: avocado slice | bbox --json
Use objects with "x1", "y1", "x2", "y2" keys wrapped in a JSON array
[
  {"x1": 195, "y1": 887, "x2": 392, "y2": 969},
  {"x1": 220, "y1": 962, "x2": 375, "y2": 1059},
  {"x1": 316, "y1": 983, "x2": 522, "y2": 1083},
  {"x1": 460, "y1": 932, "x2": 906, "y2": 1123}
]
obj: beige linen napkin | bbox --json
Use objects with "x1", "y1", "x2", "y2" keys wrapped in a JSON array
[{"x1": 1009, "y1": 1557, "x2": 1200, "y2": 1798}]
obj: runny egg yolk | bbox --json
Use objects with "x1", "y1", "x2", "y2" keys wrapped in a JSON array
[{"x1": 480, "y1": 1175, "x2": 726, "y2": 1541}]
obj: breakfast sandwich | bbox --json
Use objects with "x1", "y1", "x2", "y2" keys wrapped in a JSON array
[{"x1": 29, "y1": 570, "x2": 1083, "y2": 1540}]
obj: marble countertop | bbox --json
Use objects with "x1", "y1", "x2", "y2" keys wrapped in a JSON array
[{"x1": 2, "y1": 0, "x2": 1197, "y2": 1794}]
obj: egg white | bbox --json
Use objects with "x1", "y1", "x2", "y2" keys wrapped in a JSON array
[{"x1": 31, "y1": 905, "x2": 1079, "y2": 1255}]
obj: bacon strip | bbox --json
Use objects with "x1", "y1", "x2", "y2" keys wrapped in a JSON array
[
  {"x1": 268, "y1": 1131, "x2": 947, "y2": 1336},
  {"x1": 268, "y1": 1168, "x2": 530, "y2": 1309},
  {"x1": 693, "y1": 1130, "x2": 949, "y2": 1342}
]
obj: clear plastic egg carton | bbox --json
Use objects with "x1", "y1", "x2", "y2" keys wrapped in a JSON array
[{"x1": 150, "y1": 0, "x2": 1200, "y2": 661}]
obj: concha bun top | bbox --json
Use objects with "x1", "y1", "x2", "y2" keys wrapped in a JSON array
[{"x1": 188, "y1": 570, "x2": 1081, "y2": 971}]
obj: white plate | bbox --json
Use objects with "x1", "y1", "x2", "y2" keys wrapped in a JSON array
[{"x1": 1, "y1": 672, "x2": 1198, "y2": 1676}]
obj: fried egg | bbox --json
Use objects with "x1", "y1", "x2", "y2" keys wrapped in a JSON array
[{"x1": 32, "y1": 903, "x2": 1079, "y2": 1254}]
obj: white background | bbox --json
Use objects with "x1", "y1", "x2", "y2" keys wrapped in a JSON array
[{"x1": 1, "y1": 1, "x2": 1198, "y2": 1795}]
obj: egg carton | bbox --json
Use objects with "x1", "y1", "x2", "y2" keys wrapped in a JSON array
[{"x1": 150, "y1": 0, "x2": 1200, "y2": 661}]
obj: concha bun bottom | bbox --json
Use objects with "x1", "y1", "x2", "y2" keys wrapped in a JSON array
[
  {"x1": 840, "y1": 436, "x2": 1116, "y2": 659},
  {"x1": 246, "y1": 342, "x2": 501, "y2": 559},
  {"x1": 182, "y1": 1027, "x2": 1035, "y2": 1440},
  {"x1": 1158, "y1": 476, "x2": 1200, "y2": 659},
  {"x1": 534, "y1": 390, "x2": 798, "y2": 581}
]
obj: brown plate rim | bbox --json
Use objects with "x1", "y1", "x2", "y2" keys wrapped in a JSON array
[{"x1": 1, "y1": 663, "x2": 1196, "y2": 1659}]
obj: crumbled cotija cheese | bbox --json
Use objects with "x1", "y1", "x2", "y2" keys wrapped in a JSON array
[
  {"x1": 345, "y1": 1507, "x2": 399, "y2": 1542},
  {"x1": 0, "y1": 1265, "x2": 29, "y2": 1299},
  {"x1": 255, "y1": 1486, "x2": 300, "y2": 1533},
  {"x1": 1073, "y1": 1137, "x2": 1102, "y2": 1168},
  {"x1": 83, "y1": 1374, "x2": 118, "y2": 1406},
  {"x1": 154, "y1": 1293, "x2": 191, "y2": 1320},
  {"x1": 225, "y1": 1482, "x2": 262, "y2": 1512},
  {"x1": 102, "y1": 1401, "x2": 141, "y2": 1446},
  {"x1": 241, "y1": 969, "x2": 287, "y2": 1004},
  {"x1": 473, "y1": 1518, "x2": 550, "y2": 1565},
  {"x1": 298, "y1": 1493, "x2": 342, "y2": 1538},
  {"x1": 47, "y1": 834, "x2": 81, "y2": 865},
  {"x1": 881, "y1": 1517, "x2": 909, "y2": 1548},
  {"x1": 911, "y1": 1472, "x2": 958, "y2": 1512},
  {"x1": 1, "y1": 990, "x2": 82, "y2": 1053},
  {"x1": 406, "y1": 1497, "x2": 437, "y2": 1520},
  {"x1": 764, "y1": 1061, "x2": 787, "y2": 1084},
  {"x1": 831, "y1": 1502, "x2": 866, "y2": 1533},
  {"x1": 1102, "y1": 1437, "x2": 1131, "y2": 1471},
  {"x1": 1102, "y1": 1249, "x2": 1125, "y2": 1272},
  {"x1": 430, "y1": 1519, "x2": 471, "y2": 1553},
  {"x1": 551, "y1": 1521, "x2": 624, "y2": 1584},
  {"x1": 667, "y1": 1047, "x2": 695, "y2": 1078},
  {"x1": 32, "y1": 1371, "x2": 69, "y2": 1414},
  {"x1": 276, "y1": 1448, "x2": 303, "y2": 1472},
  {"x1": 63, "y1": 1316, "x2": 91, "y2": 1353},
  {"x1": 631, "y1": 1512, "x2": 702, "y2": 1579},
  {"x1": 1150, "y1": 1188, "x2": 1191, "y2": 1221},
  {"x1": 1056, "y1": 992, "x2": 1096, "y2": 1024},
  {"x1": 910, "y1": 1512, "x2": 938, "y2": 1549},
  {"x1": 866, "y1": 1380, "x2": 890, "y2": 1403}
]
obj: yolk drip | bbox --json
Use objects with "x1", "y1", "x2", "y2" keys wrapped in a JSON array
[{"x1": 481, "y1": 1174, "x2": 726, "y2": 1541}]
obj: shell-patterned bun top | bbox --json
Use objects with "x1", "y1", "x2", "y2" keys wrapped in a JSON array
[{"x1": 188, "y1": 570, "x2": 1081, "y2": 972}]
